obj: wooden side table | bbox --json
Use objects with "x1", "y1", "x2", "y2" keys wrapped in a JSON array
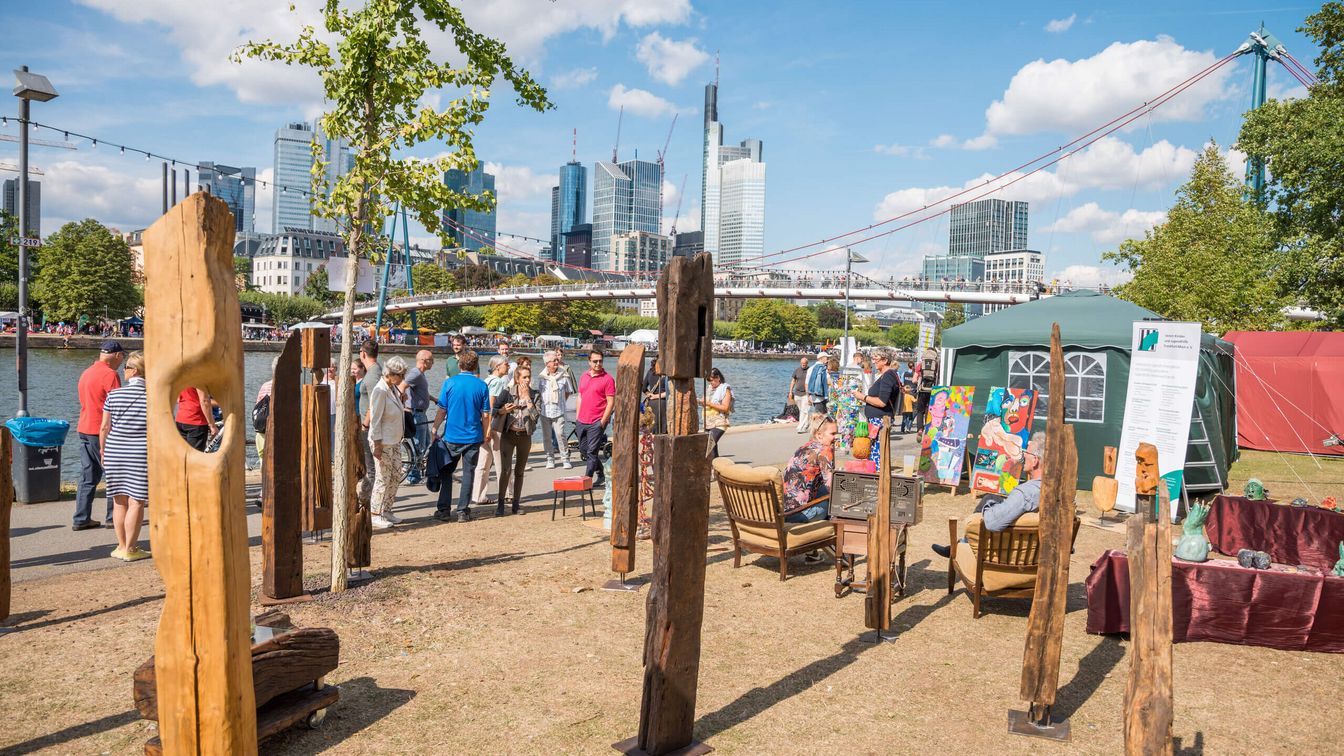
[{"x1": 832, "y1": 517, "x2": 908, "y2": 598}]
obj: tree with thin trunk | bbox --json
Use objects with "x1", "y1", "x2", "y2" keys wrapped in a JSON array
[{"x1": 236, "y1": 0, "x2": 551, "y2": 592}]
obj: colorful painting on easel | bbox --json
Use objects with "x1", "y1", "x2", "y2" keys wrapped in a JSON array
[
  {"x1": 971, "y1": 386, "x2": 1038, "y2": 495},
  {"x1": 830, "y1": 369, "x2": 866, "y2": 455},
  {"x1": 919, "y1": 386, "x2": 975, "y2": 486}
]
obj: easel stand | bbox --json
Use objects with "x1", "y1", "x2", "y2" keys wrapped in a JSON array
[
  {"x1": 1123, "y1": 442, "x2": 1175, "y2": 755},
  {"x1": 608, "y1": 343, "x2": 647, "y2": 595},
  {"x1": 1009, "y1": 323, "x2": 1077, "y2": 742}
]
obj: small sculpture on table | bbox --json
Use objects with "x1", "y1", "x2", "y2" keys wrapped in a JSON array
[
  {"x1": 1243, "y1": 478, "x2": 1268, "y2": 501},
  {"x1": 1174, "y1": 502, "x2": 1211, "y2": 562},
  {"x1": 1333, "y1": 543, "x2": 1344, "y2": 578}
]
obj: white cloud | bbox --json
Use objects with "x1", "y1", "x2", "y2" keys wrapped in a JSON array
[
  {"x1": 980, "y1": 37, "x2": 1235, "y2": 139},
  {"x1": 1047, "y1": 264, "x2": 1132, "y2": 288},
  {"x1": 482, "y1": 162, "x2": 554, "y2": 203},
  {"x1": 608, "y1": 84, "x2": 679, "y2": 118},
  {"x1": 551, "y1": 67, "x2": 598, "y2": 89},
  {"x1": 1044, "y1": 13, "x2": 1077, "y2": 33},
  {"x1": 1221, "y1": 145, "x2": 1248, "y2": 178},
  {"x1": 751, "y1": 101, "x2": 772, "y2": 110},
  {"x1": 1042, "y1": 202, "x2": 1167, "y2": 244},
  {"x1": 76, "y1": 0, "x2": 693, "y2": 112},
  {"x1": 39, "y1": 158, "x2": 163, "y2": 233},
  {"x1": 873, "y1": 137, "x2": 1196, "y2": 219},
  {"x1": 874, "y1": 143, "x2": 929, "y2": 159},
  {"x1": 635, "y1": 32, "x2": 709, "y2": 86},
  {"x1": 930, "y1": 134, "x2": 959, "y2": 148},
  {"x1": 929, "y1": 133, "x2": 998, "y2": 151}
]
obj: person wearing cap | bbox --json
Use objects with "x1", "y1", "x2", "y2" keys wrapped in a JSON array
[
  {"x1": 74, "y1": 340, "x2": 124, "y2": 530},
  {"x1": 804, "y1": 350, "x2": 831, "y2": 432}
]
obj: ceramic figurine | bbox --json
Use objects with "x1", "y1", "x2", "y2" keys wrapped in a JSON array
[
  {"x1": 1243, "y1": 479, "x2": 1268, "y2": 501},
  {"x1": 1333, "y1": 543, "x2": 1344, "y2": 578},
  {"x1": 1322, "y1": 496, "x2": 1338, "y2": 511},
  {"x1": 1175, "y1": 502, "x2": 1211, "y2": 562}
]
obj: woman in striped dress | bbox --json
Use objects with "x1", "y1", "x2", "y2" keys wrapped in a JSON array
[{"x1": 100, "y1": 351, "x2": 150, "y2": 561}]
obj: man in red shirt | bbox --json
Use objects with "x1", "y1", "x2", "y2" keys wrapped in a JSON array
[
  {"x1": 175, "y1": 387, "x2": 215, "y2": 451},
  {"x1": 74, "y1": 341, "x2": 124, "y2": 529},
  {"x1": 575, "y1": 349, "x2": 616, "y2": 486}
]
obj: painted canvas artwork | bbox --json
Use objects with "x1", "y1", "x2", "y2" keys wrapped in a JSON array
[
  {"x1": 971, "y1": 386, "x2": 1038, "y2": 495},
  {"x1": 919, "y1": 386, "x2": 975, "y2": 486},
  {"x1": 830, "y1": 369, "x2": 866, "y2": 455}
]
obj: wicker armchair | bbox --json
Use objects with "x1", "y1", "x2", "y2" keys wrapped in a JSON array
[
  {"x1": 713, "y1": 457, "x2": 836, "y2": 581},
  {"x1": 946, "y1": 513, "x2": 1081, "y2": 618}
]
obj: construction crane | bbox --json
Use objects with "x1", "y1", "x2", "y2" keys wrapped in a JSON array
[
  {"x1": 612, "y1": 106, "x2": 623, "y2": 163},
  {"x1": 669, "y1": 173, "x2": 688, "y2": 237},
  {"x1": 0, "y1": 163, "x2": 43, "y2": 175},
  {"x1": 0, "y1": 133, "x2": 77, "y2": 150},
  {"x1": 656, "y1": 113, "x2": 678, "y2": 169}
]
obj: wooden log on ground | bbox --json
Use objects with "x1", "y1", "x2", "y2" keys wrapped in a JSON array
[
  {"x1": 343, "y1": 372, "x2": 371, "y2": 570},
  {"x1": 864, "y1": 423, "x2": 894, "y2": 633},
  {"x1": 638, "y1": 433, "x2": 712, "y2": 755},
  {"x1": 1124, "y1": 442, "x2": 1174, "y2": 755},
  {"x1": 611, "y1": 343, "x2": 646, "y2": 576},
  {"x1": 301, "y1": 383, "x2": 334, "y2": 533},
  {"x1": 1019, "y1": 323, "x2": 1079, "y2": 715},
  {"x1": 142, "y1": 192, "x2": 257, "y2": 754},
  {"x1": 134, "y1": 626, "x2": 340, "y2": 719},
  {"x1": 263, "y1": 333, "x2": 304, "y2": 602},
  {"x1": 0, "y1": 428, "x2": 11, "y2": 622}
]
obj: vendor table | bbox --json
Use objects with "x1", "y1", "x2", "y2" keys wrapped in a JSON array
[
  {"x1": 1206, "y1": 494, "x2": 1344, "y2": 571},
  {"x1": 831, "y1": 518, "x2": 907, "y2": 598},
  {"x1": 1085, "y1": 549, "x2": 1344, "y2": 653}
]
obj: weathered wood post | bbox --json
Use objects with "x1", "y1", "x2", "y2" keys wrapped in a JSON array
[
  {"x1": 618, "y1": 253, "x2": 714, "y2": 756},
  {"x1": 1010, "y1": 323, "x2": 1078, "y2": 741},
  {"x1": 342, "y1": 370, "x2": 371, "y2": 575},
  {"x1": 1124, "y1": 442, "x2": 1174, "y2": 755},
  {"x1": 607, "y1": 342, "x2": 646, "y2": 591},
  {"x1": 300, "y1": 328, "x2": 333, "y2": 534},
  {"x1": 0, "y1": 428, "x2": 12, "y2": 622},
  {"x1": 864, "y1": 422, "x2": 894, "y2": 641},
  {"x1": 262, "y1": 332, "x2": 308, "y2": 605},
  {"x1": 143, "y1": 192, "x2": 257, "y2": 754}
]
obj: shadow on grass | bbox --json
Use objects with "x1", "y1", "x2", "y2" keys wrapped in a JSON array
[
  {"x1": 2, "y1": 594, "x2": 162, "y2": 633},
  {"x1": 1174, "y1": 731, "x2": 1205, "y2": 755},
  {"x1": 2, "y1": 708, "x2": 141, "y2": 754},
  {"x1": 368, "y1": 536, "x2": 608, "y2": 582},
  {"x1": 1053, "y1": 635, "x2": 1126, "y2": 719},
  {"x1": 261, "y1": 676, "x2": 416, "y2": 755}
]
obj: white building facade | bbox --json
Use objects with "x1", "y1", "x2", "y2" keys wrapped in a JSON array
[
  {"x1": 251, "y1": 227, "x2": 346, "y2": 296},
  {"x1": 610, "y1": 230, "x2": 672, "y2": 277},
  {"x1": 983, "y1": 248, "x2": 1045, "y2": 314}
]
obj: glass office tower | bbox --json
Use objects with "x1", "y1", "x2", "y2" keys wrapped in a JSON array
[
  {"x1": 592, "y1": 158, "x2": 662, "y2": 270},
  {"x1": 443, "y1": 165, "x2": 498, "y2": 252},
  {"x1": 550, "y1": 161, "x2": 587, "y2": 262}
]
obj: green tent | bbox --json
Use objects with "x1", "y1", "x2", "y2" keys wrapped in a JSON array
[{"x1": 940, "y1": 290, "x2": 1237, "y2": 492}]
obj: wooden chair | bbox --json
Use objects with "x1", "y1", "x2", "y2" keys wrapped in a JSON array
[
  {"x1": 946, "y1": 513, "x2": 1081, "y2": 618},
  {"x1": 713, "y1": 458, "x2": 836, "y2": 581}
]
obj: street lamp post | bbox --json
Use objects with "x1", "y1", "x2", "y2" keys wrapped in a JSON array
[
  {"x1": 13, "y1": 66, "x2": 59, "y2": 418},
  {"x1": 842, "y1": 248, "x2": 867, "y2": 364}
]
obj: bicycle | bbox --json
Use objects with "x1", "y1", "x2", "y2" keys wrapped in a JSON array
[{"x1": 398, "y1": 418, "x2": 434, "y2": 483}]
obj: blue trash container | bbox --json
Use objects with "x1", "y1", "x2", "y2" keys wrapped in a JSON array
[{"x1": 5, "y1": 417, "x2": 71, "y2": 504}]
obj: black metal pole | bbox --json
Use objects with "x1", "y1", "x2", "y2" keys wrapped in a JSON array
[
  {"x1": 15, "y1": 82, "x2": 29, "y2": 417},
  {"x1": 162, "y1": 161, "x2": 168, "y2": 214},
  {"x1": 171, "y1": 164, "x2": 177, "y2": 205}
]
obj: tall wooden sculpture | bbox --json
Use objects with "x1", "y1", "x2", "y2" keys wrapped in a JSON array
[
  {"x1": 0, "y1": 428, "x2": 12, "y2": 622},
  {"x1": 608, "y1": 343, "x2": 646, "y2": 591},
  {"x1": 1010, "y1": 323, "x2": 1078, "y2": 741},
  {"x1": 300, "y1": 328, "x2": 333, "y2": 533},
  {"x1": 864, "y1": 423, "x2": 895, "y2": 640},
  {"x1": 343, "y1": 371, "x2": 371, "y2": 574},
  {"x1": 143, "y1": 192, "x2": 257, "y2": 754},
  {"x1": 262, "y1": 332, "x2": 307, "y2": 605},
  {"x1": 1124, "y1": 442, "x2": 1174, "y2": 755},
  {"x1": 619, "y1": 253, "x2": 714, "y2": 756}
]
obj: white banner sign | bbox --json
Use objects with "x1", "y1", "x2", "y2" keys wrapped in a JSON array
[
  {"x1": 1114, "y1": 321, "x2": 1202, "y2": 516},
  {"x1": 917, "y1": 321, "x2": 936, "y2": 353}
]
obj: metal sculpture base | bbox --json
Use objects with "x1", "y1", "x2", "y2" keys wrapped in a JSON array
[
  {"x1": 1007, "y1": 707, "x2": 1071, "y2": 742},
  {"x1": 612, "y1": 737, "x2": 713, "y2": 755},
  {"x1": 867, "y1": 629, "x2": 900, "y2": 644},
  {"x1": 602, "y1": 574, "x2": 646, "y2": 593},
  {"x1": 346, "y1": 568, "x2": 373, "y2": 584}
]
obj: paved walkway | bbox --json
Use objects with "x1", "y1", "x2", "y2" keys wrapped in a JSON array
[{"x1": 8, "y1": 423, "x2": 921, "y2": 583}]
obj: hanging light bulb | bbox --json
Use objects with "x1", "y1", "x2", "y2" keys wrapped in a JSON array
[
  {"x1": 91, "y1": 139, "x2": 97, "y2": 148},
  {"x1": 63, "y1": 131, "x2": 68, "y2": 140},
  {"x1": 145, "y1": 152, "x2": 150, "y2": 161},
  {"x1": 120, "y1": 146, "x2": 125, "y2": 154}
]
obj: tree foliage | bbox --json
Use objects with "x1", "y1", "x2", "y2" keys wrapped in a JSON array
[
  {"x1": 303, "y1": 264, "x2": 334, "y2": 304},
  {"x1": 453, "y1": 261, "x2": 505, "y2": 290},
  {"x1": 0, "y1": 211, "x2": 20, "y2": 284},
  {"x1": 736, "y1": 299, "x2": 817, "y2": 344},
  {"x1": 238, "y1": 290, "x2": 327, "y2": 325},
  {"x1": 1103, "y1": 144, "x2": 1287, "y2": 332},
  {"x1": 812, "y1": 300, "x2": 846, "y2": 329},
  {"x1": 1237, "y1": 3, "x2": 1344, "y2": 324},
  {"x1": 482, "y1": 272, "x2": 604, "y2": 335},
  {"x1": 940, "y1": 303, "x2": 966, "y2": 331},
  {"x1": 33, "y1": 219, "x2": 139, "y2": 321}
]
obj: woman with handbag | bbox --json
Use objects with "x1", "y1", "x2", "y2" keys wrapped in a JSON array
[
  {"x1": 471, "y1": 355, "x2": 511, "y2": 506},
  {"x1": 698, "y1": 367, "x2": 733, "y2": 463},
  {"x1": 368, "y1": 356, "x2": 409, "y2": 529},
  {"x1": 494, "y1": 364, "x2": 540, "y2": 516}
]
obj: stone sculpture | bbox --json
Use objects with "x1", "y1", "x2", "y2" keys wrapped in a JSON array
[
  {"x1": 1243, "y1": 479, "x2": 1268, "y2": 501},
  {"x1": 1174, "y1": 502, "x2": 1211, "y2": 562},
  {"x1": 1333, "y1": 543, "x2": 1344, "y2": 578},
  {"x1": 1237, "y1": 549, "x2": 1271, "y2": 570}
]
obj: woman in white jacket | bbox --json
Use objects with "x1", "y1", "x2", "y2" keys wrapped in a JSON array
[{"x1": 368, "y1": 355, "x2": 408, "y2": 529}]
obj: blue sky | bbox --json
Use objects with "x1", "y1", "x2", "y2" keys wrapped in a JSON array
[{"x1": 2, "y1": 1, "x2": 1322, "y2": 286}]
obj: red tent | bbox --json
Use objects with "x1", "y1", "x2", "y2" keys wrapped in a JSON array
[{"x1": 1223, "y1": 331, "x2": 1344, "y2": 456}]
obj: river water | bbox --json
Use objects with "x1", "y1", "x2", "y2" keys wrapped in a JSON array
[{"x1": 0, "y1": 348, "x2": 799, "y2": 483}]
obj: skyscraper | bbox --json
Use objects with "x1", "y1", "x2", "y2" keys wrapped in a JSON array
[
  {"x1": 443, "y1": 165, "x2": 497, "y2": 252},
  {"x1": 947, "y1": 198, "x2": 1029, "y2": 258},
  {"x1": 701, "y1": 82, "x2": 766, "y2": 265},
  {"x1": 197, "y1": 161, "x2": 256, "y2": 234},
  {"x1": 550, "y1": 161, "x2": 587, "y2": 263},
  {"x1": 2, "y1": 178, "x2": 39, "y2": 237},
  {"x1": 272, "y1": 121, "x2": 354, "y2": 234},
  {"x1": 592, "y1": 158, "x2": 662, "y2": 270}
]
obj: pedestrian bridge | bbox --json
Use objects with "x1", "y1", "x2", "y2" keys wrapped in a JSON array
[{"x1": 326, "y1": 275, "x2": 1055, "y2": 320}]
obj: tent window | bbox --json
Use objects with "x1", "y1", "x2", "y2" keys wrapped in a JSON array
[{"x1": 1007, "y1": 350, "x2": 1106, "y2": 423}]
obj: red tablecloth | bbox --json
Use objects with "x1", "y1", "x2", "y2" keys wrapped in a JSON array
[
  {"x1": 1085, "y1": 549, "x2": 1344, "y2": 653},
  {"x1": 1206, "y1": 495, "x2": 1344, "y2": 571}
]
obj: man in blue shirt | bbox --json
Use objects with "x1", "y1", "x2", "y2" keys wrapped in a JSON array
[
  {"x1": 931, "y1": 432, "x2": 1045, "y2": 558},
  {"x1": 431, "y1": 350, "x2": 491, "y2": 522}
]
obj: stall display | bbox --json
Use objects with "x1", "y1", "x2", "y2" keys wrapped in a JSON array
[
  {"x1": 971, "y1": 386, "x2": 1038, "y2": 495},
  {"x1": 1174, "y1": 502, "x2": 1211, "y2": 562},
  {"x1": 918, "y1": 386, "x2": 975, "y2": 486},
  {"x1": 1205, "y1": 494, "x2": 1344, "y2": 572},
  {"x1": 830, "y1": 369, "x2": 866, "y2": 456}
]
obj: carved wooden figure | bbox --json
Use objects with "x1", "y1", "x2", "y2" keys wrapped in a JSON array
[
  {"x1": 301, "y1": 328, "x2": 333, "y2": 533},
  {"x1": 610, "y1": 343, "x2": 646, "y2": 579},
  {"x1": 142, "y1": 192, "x2": 257, "y2": 754},
  {"x1": 1124, "y1": 442, "x2": 1174, "y2": 756},
  {"x1": 1012, "y1": 323, "x2": 1078, "y2": 741},
  {"x1": 262, "y1": 333, "x2": 306, "y2": 604},
  {"x1": 864, "y1": 423, "x2": 894, "y2": 636},
  {"x1": 0, "y1": 428, "x2": 12, "y2": 622}
]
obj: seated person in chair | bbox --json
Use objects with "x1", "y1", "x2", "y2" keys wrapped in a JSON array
[
  {"x1": 781, "y1": 417, "x2": 837, "y2": 523},
  {"x1": 931, "y1": 431, "x2": 1045, "y2": 558}
]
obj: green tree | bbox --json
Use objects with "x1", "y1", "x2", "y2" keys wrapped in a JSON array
[
  {"x1": 940, "y1": 303, "x2": 966, "y2": 331},
  {"x1": 0, "y1": 211, "x2": 20, "y2": 283},
  {"x1": 238, "y1": 290, "x2": 327, "y2": 325},
  {"x1": 779, "y1": 302, "x2": 818, "y2": 344},
  {"x1": 233, "y1": 255, "x2": 253, "y2": 290},
  {"x1": 1103, "y1": 144, "x2": 1287, "y2": 332},
  {"x1": 0, "y1": 282, "x2": 17, "y2": 310},
  {"x1": 408, "y1": 262, "x2": 472, "y2": 332},
  {"x1": 303, "y1": 264, "x2": 333, "y2": 304},
  {"x1": 482, "y1": 273, "x2": 539, "y2": 333},
  {"x1": 736, "y1": 299, "x2": 788, "y2": 343},
  {"x1": 239, "y1": 1, "x2": 550, "y2": 591},
  {"x1": 33, "y1": 219, "x2": 139, "y2": 321},
  {"x1": 812, "y1": 300, "x2": 846, "y2": 329},
  {"x1": 1238, "y1": 4, "x2": 1344, "y2": 324},
  {"x1": 454, "y1": 262, "x2": 505, "y2": 290}
]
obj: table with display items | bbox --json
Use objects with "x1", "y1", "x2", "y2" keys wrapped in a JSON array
[{"x1": 1205, "y1": 494, "x2": 1344, "y2": 571}]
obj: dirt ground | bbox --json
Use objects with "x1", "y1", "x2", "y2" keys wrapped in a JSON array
[{"x1": 2, "y1": 453, "x2": 1342, "y2": 755}]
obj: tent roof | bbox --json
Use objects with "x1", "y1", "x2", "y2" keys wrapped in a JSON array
[
  {"x1": 942, "y1": 290, "x2": 1232, "y2": 354},
  {"x1": 1223, "y1": 330, "x2": 1344, "y2": 357}
]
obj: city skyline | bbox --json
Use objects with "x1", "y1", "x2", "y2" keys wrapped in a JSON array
[{"x1": 2, "y1": 2, "x2": 1322, "y2": 288}]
